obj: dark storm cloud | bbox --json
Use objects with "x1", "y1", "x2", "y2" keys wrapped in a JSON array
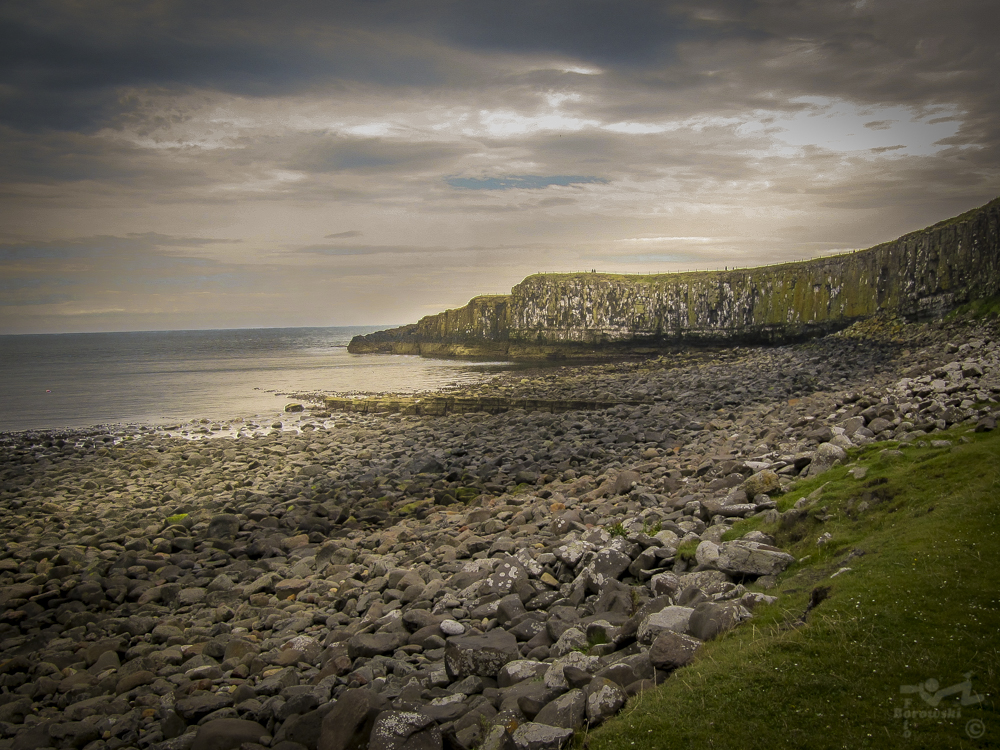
[
  {"x1": 1, "y1": 0, "x2": 997, "y2": 334},
  {"x1": 0, "y1": 0, "x2": 447, "y2": 133},
  {"x1": 392, "y1": 0, "x2": 696, "y2": 65},
  {"x1": 0, "y1": 0, "x2": 709, "y2": 135},
  {"x1": 0, "y1": 126, "x2": 145, "y2": 183},
  {"x1": 720, "y1": 0, "x2": 1000, "y2": 148}
]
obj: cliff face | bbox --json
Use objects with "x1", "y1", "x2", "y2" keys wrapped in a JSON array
[{"x1": 349, "y1": 198, "x2": 1000, "y2": 358}]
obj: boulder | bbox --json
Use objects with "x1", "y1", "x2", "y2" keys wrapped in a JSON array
[
  {"x1": 584, "y1": 678, "x2": 626, "y2": 726},
  {"x1": 445, "y1": 629, "x2": 520, "y2": 680},
  {"x1": 192, "y1": 719, "x2": 268, "y2": 750},
  {"x1": 498, "y1": 660, "x2": 549, "y2": 688},
  {"x1": 581, "y1": 548, "x2": 632, "y2": 593},
  {"x1": 533, "y1": 689, "x2": 586, "y2": 730},
  {"x1": 485, "y1": 556, "x2": 529, "y2": 596},
  {"x1": 740, "y1": 470, "x2": 781, "y2": 500},
  {"x1": 318, "y1": 688, "x2": 388, "y2": 750},
  {"x1": 510, "y1": 722, "x2": 574, "y2": 750},
  {"x1": 715, "y1": 541, "x2": 795, "y2": 579},
  {"x1": 694, "y1": 540, "x2": 720, "y2": 568},
  {"x1": 637, "y1": 606, "x2": 695, "y2": 645},
  {"x1": 807, "y1": 442, "x2": 847, "y2": 477},
  {"x1": 687, "y1": 601, "x2": 753, "y2": 641},
  {"x1": 368, "y1": 710, "x2": 442, "y2": 750},
  {"x1": 347, "y1": 632, "x2": 408, "y2": 659},
  {"x1": 207, "y1": 514, "x2": 240, "y2": 539},
  {"x1": 649, "y1": 631, "x2": 702, "y2": 670}
]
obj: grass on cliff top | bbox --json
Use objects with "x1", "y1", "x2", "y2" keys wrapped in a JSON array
[
  {"x1": 925, "y1": 195, "x2": 1000, "y2": 232},
  {"x1": 583, "y1": 425, "x2": 1000, "y2": 750}
]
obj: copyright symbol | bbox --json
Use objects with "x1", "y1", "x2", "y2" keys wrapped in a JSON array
[{"x1": 966, "y1": 719, "x2": 985, "y2": 739}]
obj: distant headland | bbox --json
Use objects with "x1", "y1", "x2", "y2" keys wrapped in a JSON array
[{"x1": 349, "y1": 197, "x2": 1000, "y2": 359}]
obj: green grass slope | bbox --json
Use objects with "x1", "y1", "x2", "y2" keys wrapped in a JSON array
[{"x1": 585, "y1": 425, "x2": 1000, "y2": 750}]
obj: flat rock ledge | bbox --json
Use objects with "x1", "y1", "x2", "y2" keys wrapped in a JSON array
[{"x1": 324, "y1": 396, "x2": 630, "y2": 417}]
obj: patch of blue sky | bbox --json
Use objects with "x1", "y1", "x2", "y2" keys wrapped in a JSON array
[{"x1": 446, "y1": 175, "x2": 607, "y2": 190}]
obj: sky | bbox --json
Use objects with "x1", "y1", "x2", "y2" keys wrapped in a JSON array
[{"x1": 0, "y1": 0, "x2": 997, "y2": 334}]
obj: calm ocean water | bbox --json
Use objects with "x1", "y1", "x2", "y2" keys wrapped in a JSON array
[{"x1": 0, "y1": 327, "x2": 510, "y2": 432}]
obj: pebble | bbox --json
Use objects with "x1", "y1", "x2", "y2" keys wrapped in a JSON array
[{"x1": 0, "y1": 316, "x2": 997, "y2": 750}]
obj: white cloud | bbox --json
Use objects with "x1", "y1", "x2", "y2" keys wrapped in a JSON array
[
  {"x1": 737, "y1": 97, "x2": 964, "y2": 156},
  {"x1": 1, "y1": 1, "x2": 995, "y2": 334}
]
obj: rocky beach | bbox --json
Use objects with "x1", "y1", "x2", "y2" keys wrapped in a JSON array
[{"x1": 1, "y1": 313, "x2": 998, "y2": 750}]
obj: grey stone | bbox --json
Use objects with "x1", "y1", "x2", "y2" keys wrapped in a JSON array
[
  {"x1": 581, "y1": 548, "x2": 632, "y2": 593},
  {"x1": 740, "y1": 469, "x2": 781, "y2": 499},
  {"x1": 207, "y1": 514, "x2": 240, "y2": 539},
  {"x1": 192, "y1": 718, "x2": 268, "y2": 750},
  {"x1": 550, "y1": 627, "x2": 587, "y2": 657},
  {"x1": 347, "y1": 632, "x2": 408, "y2": 659},
  {"x1": 368, "y1": 710, "x2": 442, "y2": 750},
  {"x1": 318, "y1": 688, "x2": 388, "y2": 750},
  {"x1": 584, "y1": 678, "x2": 626, "y2": 726},
  {"x1": 510, "y1": 722, "x2": 574, "y2": 750},
  {"x1": 637, "y1": 606, "x2": 695, "y2": 644},
  {"x1": 175, "y1": 692, "x2": 234, "y2": 721},
  {"x1": 445, "y1": 629, "x2": 520, "y2": 680},
  {"x1": 807, "y1": 442, "x2": 847, "y2": 476},
  {"x1": 485, "y1": 557, "x2": 529, "y2": 596},
  {"x1": 715, "y1": 541, "x2": 795, "y2": 579},
  {"x1": 533, "y1": 689, "x2": 586, "y2": 730},
  {"x1": 687, "y1": 601, "x2": 752, "y2": 641},
  {"x1": 648, "y1": 631, "x2": 702, "y2": 670},
  {"x1": 498, "y1": 660, "x2": 549, "y2": 688}
]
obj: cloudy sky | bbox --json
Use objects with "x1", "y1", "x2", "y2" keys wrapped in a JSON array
[{"x1": 1, "y1": 0, "x2": 997, "y2": 334}]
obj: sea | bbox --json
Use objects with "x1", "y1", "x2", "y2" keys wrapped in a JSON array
[{"x1": 0, "y1": 326, "x2": 514, "y2": 433}]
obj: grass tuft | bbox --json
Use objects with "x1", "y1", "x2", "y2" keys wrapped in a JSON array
[
  {"x1": 584, "y1": 424, "x2": 1000, "y2": 749},
  {"x1": 947, "y1": 294, "x2": 1000, "y2": 320}
]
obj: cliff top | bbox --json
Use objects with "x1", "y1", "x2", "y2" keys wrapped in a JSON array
[{"x1": 518, "y1": 195, "x2": 1000, "y2": 287}]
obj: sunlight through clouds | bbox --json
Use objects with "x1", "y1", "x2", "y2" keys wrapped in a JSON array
[
  {"x1": 738, "y1": 98, "x2": 965, "y2": 156},
  {"x1": 0, "y1": 0, "x2": 995, "y2": 333}
]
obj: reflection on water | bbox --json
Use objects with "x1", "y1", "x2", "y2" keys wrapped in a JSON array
[{"x1": 0, "y1": 326, "x2": 510, "y2": 431}]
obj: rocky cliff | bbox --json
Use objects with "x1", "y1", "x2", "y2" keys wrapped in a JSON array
[{"x1": 349, "y1": 197, "x2": 1000, "y2": 358}]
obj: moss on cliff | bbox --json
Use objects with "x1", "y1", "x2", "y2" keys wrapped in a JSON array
[{"x1": 348, "y1": 196, "x2": 1000, "y2": 358}]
